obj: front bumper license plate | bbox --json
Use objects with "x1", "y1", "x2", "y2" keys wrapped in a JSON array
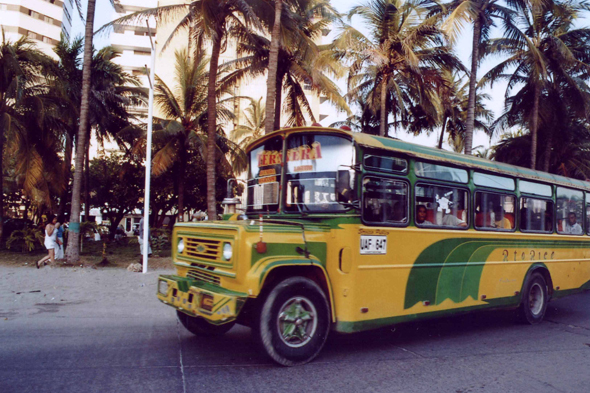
[{"x1": 157, "y1": 275, "x2": 247, "y2": 325}]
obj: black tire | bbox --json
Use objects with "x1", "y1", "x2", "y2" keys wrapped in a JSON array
[
  {"x1": 518, "y1": 272, "x2": 548, "y2": 325},
  {"x1": 176, "y1": 311, "x2": 235, "y2": 336},
  {"x1": 255, "y1": 276, "x2": 330, "y2": 366}
]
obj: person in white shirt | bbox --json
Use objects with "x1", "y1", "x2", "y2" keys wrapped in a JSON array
[
  {"x1": 442, "y1": 213, "x2": 467, "y2": 227},
  {"x1": 564, "y1": 212, "x2": 583, "y2": 234}
]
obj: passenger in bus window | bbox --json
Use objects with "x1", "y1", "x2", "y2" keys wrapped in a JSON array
[
  {"x1": 365, "y1": 199, "x2": 382, "y2": 222},
  {"x1": 442, "y1": 212, "x2": 467, "y2": 227},
  {"x1": 493, "y1": 206, "x2": 512, "y2": 229},
  {"x1": 416, "y1": 205, "x2": 433, "y2": 225},
  {"x1": 544, "y1": 210, "x2": 553, "y2": 232},
  {"x1": 564, "y1": 212, "x2": 583, "y2": 234},
  {"x1": 520, "y1": 207, "x2": 529, "y2": 230},
  {"x1": 392, "y1": 202, "x2": 406, "y2": 222}
]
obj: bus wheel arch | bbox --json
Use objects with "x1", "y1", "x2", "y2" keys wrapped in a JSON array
[
  {"x1": 523, "y1": 265, "x2": 554, "y2": 298},
  {"x1": 259, "y1": 264, "x2": 335, "y2": 321},
  {"x1": 519, "y1": 267, "x2": 551, "y2": 324},
  {"x1": 254, "y1": 275, "x2": 331, "y2": 366}
]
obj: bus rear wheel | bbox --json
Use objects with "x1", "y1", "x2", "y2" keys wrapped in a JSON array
[
  {"x1": 519, "y1": 272, "x2": 548, "y2": 325},
  {"x1": 177, "y1": 311, "x2": 235, "y2": 336},
  {"x1": 255, "y1": 276, "x2": 330, "y2": 366}
]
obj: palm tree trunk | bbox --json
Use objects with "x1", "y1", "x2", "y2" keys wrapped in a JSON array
[
  {"x1": 177, "y1": 142, "x2": 186, "y2": 222},
  {"x1": 206, "y1": 33, "x2": 222, "y2": 220},
  {"x1": 542, "y1": 128, "x2": 552, "y2": 172},
  {"x1": 438, "y1": 116, "x2": 448, "y2": 149},
  {"x1": 379, "y1": 77, "x2": 388, "y2": 137},
  {"x1": 264, "y1": 0, "x2": 283, "y2": 135},
  {"x1": 273, "y1": 71, "x2": 283, "y2": 131},
  {"x1": 530, "y1": 86, "x2": 540, "y2": 170},
  {"x1": 0, "y1": 118, "x2": 4, "y2": 240},
  {"x1": 58, "y1": 133, "x2": 73, "y2": 218},
  {"x1": 66, "y1": 0, "x2": 95, "y2": 264},
  {"x1": 84, "y1": 134, "x2": 90, "y2": 222},
  {"x1": 465, "y1": 16, "x2": 482, "y2": 156}
]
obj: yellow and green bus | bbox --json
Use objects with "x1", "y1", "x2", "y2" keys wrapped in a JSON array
[{"x1": 157, "y1": 126, "x2": 590, "y2": 366}]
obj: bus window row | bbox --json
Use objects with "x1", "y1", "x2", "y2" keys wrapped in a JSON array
[{"x1": 362, "y1": 178, "x2": 588, "y2": 235}]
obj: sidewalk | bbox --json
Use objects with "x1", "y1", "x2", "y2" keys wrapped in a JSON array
[{"x1": 0, "y1": 265, "x2": 174, "y2": 321}]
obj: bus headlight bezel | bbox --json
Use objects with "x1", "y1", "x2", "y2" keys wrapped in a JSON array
[
  {"x1": 177, "y1": 238, "x2": 184, "y2": 254},
  {"x1": 222, "y1": 242, "x2": 232, "y2": 261}
]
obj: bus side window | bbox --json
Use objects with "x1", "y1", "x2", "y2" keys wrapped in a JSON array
[
  {"x1": 362, "y1": 177, "x2": 408, "y2": 225},
  {"x1": 556, "y1": 187, "x2": 583, "y2": 235},
  {"x1": 520, "y1": 197, "x2": 554, "y2": 233},
  {"x1": 474, "y1": 192, "x2": 515, "y2": 231},
  {"x1": 415, "y1": 184, "x2": 468, "y2": 228}
]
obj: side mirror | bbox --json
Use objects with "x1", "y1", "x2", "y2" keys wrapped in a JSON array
[{"x1": 336, "y1": 167, "x2": 355, "y2": 204}]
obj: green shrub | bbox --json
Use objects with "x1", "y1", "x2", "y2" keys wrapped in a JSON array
[{"x1": 7, "y1": 228, "x2": 44, "y2": 253}]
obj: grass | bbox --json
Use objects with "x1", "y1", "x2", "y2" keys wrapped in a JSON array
[{"x1": 0, "y1": 236, "x2": 174, "y2": 269}]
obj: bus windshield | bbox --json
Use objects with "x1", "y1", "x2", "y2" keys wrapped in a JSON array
[
  {"x1": 284, "y1": 134, "x2": 354, "y2": 213},
  {"x1": 246, "y1": 133, "x2": 354, "y2": 214}
]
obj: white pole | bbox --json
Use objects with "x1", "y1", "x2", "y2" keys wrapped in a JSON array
[{"x1": 143, "y1": 21, "x2": 156, "y2": 274}]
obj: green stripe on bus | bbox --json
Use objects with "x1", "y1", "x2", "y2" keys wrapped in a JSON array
[{"x1": 404, "y1": 238, "x2": 590, "y2": 309}]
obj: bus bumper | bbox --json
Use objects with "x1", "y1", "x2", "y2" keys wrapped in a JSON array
[{"x1": 157, "y1": 275, "x2": 247, "y2": 325}]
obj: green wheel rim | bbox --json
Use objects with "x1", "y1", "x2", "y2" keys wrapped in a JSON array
[{"x1": 276, "y1": 296, "x2": 318, "y2": 348}]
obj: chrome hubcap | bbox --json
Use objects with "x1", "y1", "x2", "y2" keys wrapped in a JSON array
[
  {"x1": 529, "y1": 283, "x2": 544, "y2": 316},
  {"x1": 277, "y1": 296, "x2": 317, "y2": 348}
]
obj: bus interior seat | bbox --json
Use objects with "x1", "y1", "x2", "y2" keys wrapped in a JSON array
[
  {"x1": 426, "y1": 209, "x2": 436, "y2": 224},
  {"x1": 504, "y1": 213, "x2": 515, "y2": 228}
]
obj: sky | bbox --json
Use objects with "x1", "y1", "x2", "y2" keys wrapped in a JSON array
[{"x1": 70, "y1": 0, "x2": 528, "y2": 152}]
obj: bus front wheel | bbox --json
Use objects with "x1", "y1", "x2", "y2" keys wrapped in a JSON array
[
  {"x1": 256, "y1": 276, "x2": 330, "y2": 366},
  {"x1": 177, "y1": 311, "x2": 235, "y2": 336},
  {"x1": 519, "y1": 272, "x2": 548, "y2": 325}
]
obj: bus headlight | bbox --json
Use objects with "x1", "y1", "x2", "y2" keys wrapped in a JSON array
[
  {"x1": 222, "y1": 242, "x2": 232, "y2": 261},
  {"x1": 158, "y1": 280, "x2": 168, "y2": 295},
  {"x1": 177, "y1": 238, "x2": 184, "y2": 254}
]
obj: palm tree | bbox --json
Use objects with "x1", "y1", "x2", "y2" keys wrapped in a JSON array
[
  {"x1": 436, "y1": 71, "x2": 493, "y2": 150},
  {"x1": 48, "y1": 37, "x2": 144, "y2": 220},
  {"x1": 223, "y1": 0, "x2": 347, "y2": 130},
  {"x1": 492, "y1": 122, "x2": 590, "y2": 180},
  {"x1": 102, "y1": 0, "x2": 261, "y2": 221},
  {"x1": 67, "y1": 0, "x2": 97, "y2": 263},
  {"x1": 230, "y1": 96, "x2": 265, "y2": 148},
  {"x1": 142, "y1": 49, "x2": 245, "y2": 220},
  {"x1": 480, "y1": 0, "x2": 590, "y2": 170},
  {"x1": 336, "y1": 0, "x2": 464, "y2": 137},
  {"x1": 265, "y1": 0, "x2": 284, "y2": 134},
  {"x1": 0, "y1": 32, "x2": 50, "y2": 239},
  {"x1": 430, "y1": 0, "x2": 514, "y2": 155}
]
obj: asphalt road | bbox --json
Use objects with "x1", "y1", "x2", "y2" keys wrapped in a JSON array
[{"x1": 1, "y1": 267, "x2": 589, "y2": 393}]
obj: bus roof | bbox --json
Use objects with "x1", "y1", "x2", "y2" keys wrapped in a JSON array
[{"x1": 248, "y1": 126, "x2": 590, "y2": 192}]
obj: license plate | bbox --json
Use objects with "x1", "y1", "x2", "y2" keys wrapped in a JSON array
[
  {"x1": 200, "y1": 293, "x2": 214, "y2": 311},
  {"x1": 360, "y1": 235, "x2": 387, "y2": 254}
]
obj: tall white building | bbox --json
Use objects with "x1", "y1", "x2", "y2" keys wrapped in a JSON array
[
  {"x1": 0, "y1": 0, "x2": 73, "y2": 57},
  {"x1": 110, "y1": 0, "x2": 157, "y2": 116}
]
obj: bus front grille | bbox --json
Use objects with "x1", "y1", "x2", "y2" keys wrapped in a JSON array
[
  {"x1": 186, "y1": 269, "x2": 220, "y2": 286},
  {"x1": 185, "y1": 238, "x2": 220, "y2": 261}
]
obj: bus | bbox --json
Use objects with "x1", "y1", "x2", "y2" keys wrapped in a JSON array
[{"x1": 157, "y1": 126, "x2": 590, "y2": 366}]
